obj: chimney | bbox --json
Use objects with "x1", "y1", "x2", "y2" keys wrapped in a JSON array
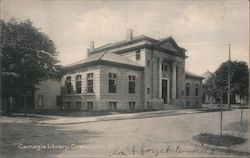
[
  {"x1": 90, "y1": 41, "x2": 94, "y2": 51},
  {"x1": 126, "y1": 29, "x2": 133, "y2": 41},
  {"x1": 87, "y1": 48, "x2": 90, "y2": 57}
]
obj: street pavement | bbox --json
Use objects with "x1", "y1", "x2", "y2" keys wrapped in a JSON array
[{"x1": 0, "y1": 109, "x2": 249, "y2": 157}]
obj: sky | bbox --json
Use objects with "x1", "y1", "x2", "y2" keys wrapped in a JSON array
[{"x1": 1, "y1": 0, "x2": 249, "y2": 75}]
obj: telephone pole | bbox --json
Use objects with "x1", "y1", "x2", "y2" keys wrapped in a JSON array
[
  {"x1": 228, "y1": 44, "x2": 231, "y2": 110},
  {"x1": 0, "y1": 49, "x2": 2, "y2": 115}
]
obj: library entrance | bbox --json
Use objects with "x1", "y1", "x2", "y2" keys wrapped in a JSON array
[{"x1": 162, "y1": 79, "x2": 168, "y2": 104}]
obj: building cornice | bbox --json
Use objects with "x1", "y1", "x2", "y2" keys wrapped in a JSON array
[{"x1": 62, "y1": 60, "x2": 144, "y2": 73}]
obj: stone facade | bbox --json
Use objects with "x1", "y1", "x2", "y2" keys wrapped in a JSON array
[
  {"x1": 185, "y1": 72, "x2": 204, "y2": 107},
  {"x1": 60, "y1": 31, "x2": 203, "y2": 111}
]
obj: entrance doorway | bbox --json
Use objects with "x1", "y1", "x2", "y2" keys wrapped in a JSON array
[{"x1": 162, "y1": 79, "x2": 168, "y2": 104}]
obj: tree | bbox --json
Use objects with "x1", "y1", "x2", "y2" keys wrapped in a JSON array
[
  {"x1": 215, "y1": 61, "x2": 248, "y2": 103},
  {"x1": 1, "y1": 19, "x2": 60, "y2": 115},
  {"x1": 204, "y1": 60, "x2": 249, "y2": 135},
  {"x1": 204, "y1": 61, "x2": 249, "y2": 105}
]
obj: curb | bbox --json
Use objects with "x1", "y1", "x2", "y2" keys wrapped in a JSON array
[{"x1": 37, "y1": 110, "x2": 205, "y2": 125}]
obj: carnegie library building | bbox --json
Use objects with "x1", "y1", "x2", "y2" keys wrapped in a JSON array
[{"x1": 56, "y1": 30, "x2": 204, "y2": 111}]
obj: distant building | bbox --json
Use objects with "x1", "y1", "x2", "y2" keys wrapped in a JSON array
[
  {"x1": 185, "y1": 71, "x2": 204, "y2": 107},
  {"x1": 34, "y1": 79, "x2": 61, "y2": 110},
  {"x1": 60, "y1": 30, "x2": 204, "y2": 111},
  {"x1": 201, "y1": 70, "x2": 216, "y2": 104}
]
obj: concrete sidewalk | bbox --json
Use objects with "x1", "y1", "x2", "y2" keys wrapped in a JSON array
[{"x1": 31, "y1": 109, "x2": 204, "y2": 125}]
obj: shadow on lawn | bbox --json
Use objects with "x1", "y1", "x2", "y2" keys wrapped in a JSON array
[
  {"x1": 193, "y1": 133, "x2": 246, "y2": 147},
  {"x1": 225, "y1": 120, "x2": 249, "y2": 134},
  {"x1": 0, "y1": 123, "x2": 102, "y2": 158}
]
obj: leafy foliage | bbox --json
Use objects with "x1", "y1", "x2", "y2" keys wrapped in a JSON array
[
  {"x1": 204, "y1": 60, "x2": 249, "y2": 101},
  {"x1": 1, "y1": 19, "x2": 60, "y2": 98}
]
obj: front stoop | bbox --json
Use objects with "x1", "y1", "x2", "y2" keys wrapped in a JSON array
[{"x1": 163, "y1": 104, "x2": 183, "y2": 110}]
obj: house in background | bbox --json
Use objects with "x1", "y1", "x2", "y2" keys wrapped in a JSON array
[
  {"x1": 60, "y1": 30, "x2": 204, "y2": 111},
  {"x1": 201, "y1": 70, "x2": 216, "y2": 105},
  {"x1": 34, "y1": 79, "x2": 61, "y2": 110}
]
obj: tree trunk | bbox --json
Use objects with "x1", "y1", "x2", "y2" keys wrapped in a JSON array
[
  {"x1": 220, "y1": 91, "x2": 223, "y2": 137},
  {"x1": 24, "y1": 95, "x2": 27, "y2": 117},
  {"x1": 6, "y1": 97, "x2": 10, "y2": 115},
  {"x1": 240, "y1": 97, "x2": 243, "y2": 125}
]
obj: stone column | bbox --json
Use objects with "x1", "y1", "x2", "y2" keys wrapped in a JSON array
[
  {"x1": 171, "y1": 62, "x2": 176, "y2": 99},
  {"x1": 159, "y1": 59, "x2": 162, "y2": 99}
]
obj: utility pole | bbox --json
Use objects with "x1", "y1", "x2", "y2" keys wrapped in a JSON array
[
  {"x1": 220, "y1": 89, "x2": 223, "y2": 137},
  {"x1": 0, "y1": 47, "x2": 2, "y2": 115},
  {"x1": 228, "y1": 44, "x2": 231, "y2": 110},
  {"x1": 248, "y1": 0, "x2": 250, "y2": 107}
]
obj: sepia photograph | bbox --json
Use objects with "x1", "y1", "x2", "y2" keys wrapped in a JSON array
[{"x1": 0, "y1": 0, "x2": 249, "y2": 157}]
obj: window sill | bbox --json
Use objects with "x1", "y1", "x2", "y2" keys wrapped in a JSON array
[{"x1": 106, "y1": 93, "x2": 120, "y2": 95}]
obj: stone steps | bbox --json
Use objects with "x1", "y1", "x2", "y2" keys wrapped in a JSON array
[{"x1": 163, "y1": 104, "x2": 183, "y2": 110}]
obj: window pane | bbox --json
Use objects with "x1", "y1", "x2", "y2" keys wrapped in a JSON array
[
  {"x1": 136, "y1": 50, "x2": 141, "y2": 60},
  {"x1": 109, "y1": 79, "x2": 116, "y2": 93},
  {"x1": 76, "y1": 82, "x2": 81, "y2": 93},
  {"x1": 88, "y1": 86, "x2": 93, "y2": 93},
  {"x1": 67, "y1": 83, "x2": 72, "y2": 94},
  {"x1": 87, "y1": 80, "x2": 93, "y2": 93},
  {"x1": 129, "y1": 81, "x2": 135, "y2": 93},
  {"x1": 76, "y1": 75, "x2": 81, "y2": 81}
]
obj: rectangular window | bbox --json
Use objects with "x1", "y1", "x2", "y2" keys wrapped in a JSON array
[
  {"x1": 147, "y1": 60, "x2": 150, "y2": 67},
  {"x1": 147, "y1": 87, "x2": 150, "y2": 94},
  {"x1": 76, "y1": 102, "x2": 81, "y2": 110},
  {"x1": 56, "y1": 96, "x2": 61, "y2": 107},
  {"x1": 108, "y1": 73, "x2": 117, "y2": 93},
  {"x1": 186, "y1": 83, "x2": 190, "y2": 96},
  {"x1": 76, "y1": 75, "x2": 82, "y2": 93},
  {"x1": 195, "y1": 84, "x2": 199, "y2": 96},
  {"x1": 66, "y1": 101, "x2": 71, "y2": 110},
  {"x1": 136, "y1": 50, "x2": 141, "y2": 60},
  {"x1": 87, "y1": 73, "x2": 94, "y2": 93},
  {"x1": 109, "y1": 102, "x2": 117, "y2": 111},
  {"x1": 87, "y1": 102, "x2": 93, "y2": 110},
  {"x1": 38, "y1": 95, "x2": 43, "y2": 107},
  {"x1": 66, "y1": 76, "x2": 72, "y2": 94},
  {"x1": 129, "y1": 102, "x2": 136, "y2": 111},
  {"x1": 186, "y1": 101, "x2": 190, "y2": 106},
  {"x1": 128, "y1": 75, "x2": 135, "y2": 94},
  {"x1": 162, "y1": 64, "x2": 168, "y2": 71}
]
